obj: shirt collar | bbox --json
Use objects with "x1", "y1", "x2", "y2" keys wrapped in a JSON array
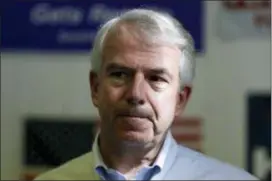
[
  {"x1": 92, "y1": 131, "x2": 108, "y2": 169},
  {"x1": 92, "y1": 131, "x2": 172, "y2": 170}
]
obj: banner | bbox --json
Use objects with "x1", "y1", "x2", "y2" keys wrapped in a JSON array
[
  {"x1": 216, "y1": 1, "x2": 271, "y2": 40},
  {"x1": 1, "y1": 1, "x2": 204, "y2": 52}
]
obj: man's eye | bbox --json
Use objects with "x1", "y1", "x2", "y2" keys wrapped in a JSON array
[
  {"x1": 149, "y1": 75, "x2": 166, "y2": 82},
  {"x1": 110, "y1": 71, "x2": 128, "y2": 79},
  {"x1": 149, "y1": 75, "x2": 169, "y2": 90}
]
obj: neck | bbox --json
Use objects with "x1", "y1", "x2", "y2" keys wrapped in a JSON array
[{"x1": 98, "y1": 132, "x2": 166, "y2": 176}]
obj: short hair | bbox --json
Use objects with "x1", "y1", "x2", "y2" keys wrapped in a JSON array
[{"x1": 90, "y1": 8, "x2": 196, "y2": 88}]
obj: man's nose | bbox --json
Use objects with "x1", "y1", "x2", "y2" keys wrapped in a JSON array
[{"x1": 125, "y1": 73, "x2": 146, "y2": 106}]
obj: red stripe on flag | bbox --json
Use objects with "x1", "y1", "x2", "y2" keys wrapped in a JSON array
[{"x1": 173, "y1": 134, "x2": 202, "y2": 142}]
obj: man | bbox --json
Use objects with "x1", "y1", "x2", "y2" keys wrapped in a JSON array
[{"x1": 35, "y1": 8, "x2": 258, "y2": 180}]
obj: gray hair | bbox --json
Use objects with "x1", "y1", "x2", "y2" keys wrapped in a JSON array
[{"x1": 90, "y1": 8, "x2": 196, "y2": 88}]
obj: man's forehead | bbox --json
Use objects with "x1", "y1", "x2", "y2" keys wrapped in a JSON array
[
  {"x1": 100, "y1": 22, "x2": 181, "y2": 73},
  {"x1": 102, "y1": 26, "x2": 180, "y2": 57},
  {"x1": 104, "y1": 45, "x2": 179, "y2": 67}
]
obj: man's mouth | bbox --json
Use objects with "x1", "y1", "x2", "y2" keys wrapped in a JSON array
[{"x1": 117, "y1": 114, "x2": 151, "y2": 130}]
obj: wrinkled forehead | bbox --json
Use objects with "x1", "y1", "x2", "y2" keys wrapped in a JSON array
[
  {"x1": 100, "y1": 26, "x2": 179, "y2": 77},
  {"x1": 99, "y1": 22, "x2": 181, "y2": 77},
  {"x1": 101, "y1": 22, "x2": 180, "y2": 59}
]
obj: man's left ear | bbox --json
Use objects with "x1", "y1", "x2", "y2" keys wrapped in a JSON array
[{"x1": 175, "y1": 85, "x2": 192, "y2": 116}]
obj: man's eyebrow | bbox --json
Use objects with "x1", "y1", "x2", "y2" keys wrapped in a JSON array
[
  {"x1": 148, "y1": 68, "x2": 172, "y2": 78},
  {"x1": 105, "y1": 63, "x2": 134, "y2": 72},
  {"x1": 105, "y1": 63, "x2": 172, "y2": 77},
  {"x1": 149, "y1": 68, "x2": 170, "y2": 75}
]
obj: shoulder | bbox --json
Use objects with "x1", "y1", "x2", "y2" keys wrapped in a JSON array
[
  {"x1": 171, "y1": 144, "x2": 259, "y2": 180},
  {"x1": 34, "y1": 152, "x2": 95, "y2": 180}
]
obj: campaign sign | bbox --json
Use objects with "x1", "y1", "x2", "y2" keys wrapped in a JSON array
[{"x1": 1, "y1": 1, "x2": 204, "y2": 52}]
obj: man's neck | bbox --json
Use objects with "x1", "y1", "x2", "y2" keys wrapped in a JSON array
[{"x1": 98, "y1": 134, "x2": 165, "y2": 176}]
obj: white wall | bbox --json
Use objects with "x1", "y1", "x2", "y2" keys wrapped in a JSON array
[{"x1": 1, "y1": 2, "x2": 270, "y2": 179}]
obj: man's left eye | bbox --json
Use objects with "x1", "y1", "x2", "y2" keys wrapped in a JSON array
[{"x1": 149, "y1": 75, "x2": 166, "y2": 82}]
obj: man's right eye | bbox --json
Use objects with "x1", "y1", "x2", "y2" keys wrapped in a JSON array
[{"x1": 110, "y1": 71, "x2": 128, "y2": 79}]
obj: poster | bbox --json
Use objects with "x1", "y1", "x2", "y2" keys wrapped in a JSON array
[{"x1": 217, "y1": 1, "x2": 270, "y2": 40}]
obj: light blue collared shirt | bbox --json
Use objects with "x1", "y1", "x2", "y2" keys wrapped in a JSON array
[
  {"x1": 92, "y1": 131, "x2": 172, "y2": 180},
  {"x1": 91, "y1": 131, "x2": 258, "y2": 180}
]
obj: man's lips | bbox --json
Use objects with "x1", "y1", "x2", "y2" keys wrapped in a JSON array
[
  {"x1": 117, "y1": 115, "x2": 151, "y2": 130},
  {"x1": 119, "y1": 114, "x2": 148, "y2": 119},
  {"x1": 117, "y1": 110, "x2": 152, "y2": 121}
]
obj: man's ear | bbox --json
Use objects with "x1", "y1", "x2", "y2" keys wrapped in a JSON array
[
  {"x1": 89, "y1": 71, "x2": 100, "y2": 108},
  {"x1": 175, "y1": 85, "x2": 192, "y2": 116}
]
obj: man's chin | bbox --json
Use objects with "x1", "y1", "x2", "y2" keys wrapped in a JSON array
[{"x1": 118, "y1": 131, "x2": 153, "y2": 145}]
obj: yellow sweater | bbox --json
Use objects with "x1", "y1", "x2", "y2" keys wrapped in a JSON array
[{"x1": 34, "y1": 151, "x2": 100, "y2": 180}]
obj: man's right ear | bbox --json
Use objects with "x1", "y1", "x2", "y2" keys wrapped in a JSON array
[{"x1": 89, "y1": 71, "x2": 99, "y2": 108}]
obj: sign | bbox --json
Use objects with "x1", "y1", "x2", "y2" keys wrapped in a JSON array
[
  {"x1": 1, "y1": 1, "x2": 204, "y2": 52},
  {"x1": 216, "y1": 0, "x2": 271, "y2": 40}
]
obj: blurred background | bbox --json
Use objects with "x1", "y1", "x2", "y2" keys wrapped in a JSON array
[{"x1": 1, "y1": 1, "x2": 271, "y2": 180}]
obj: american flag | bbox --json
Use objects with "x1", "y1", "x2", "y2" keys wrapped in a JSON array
[{"x1": 171, "y1": 116, "x2": 203, "y2": 152}]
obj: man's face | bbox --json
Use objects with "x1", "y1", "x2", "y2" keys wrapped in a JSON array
[{"x1": 90, "y1": 25, "x2": 190, "y2": 146}]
